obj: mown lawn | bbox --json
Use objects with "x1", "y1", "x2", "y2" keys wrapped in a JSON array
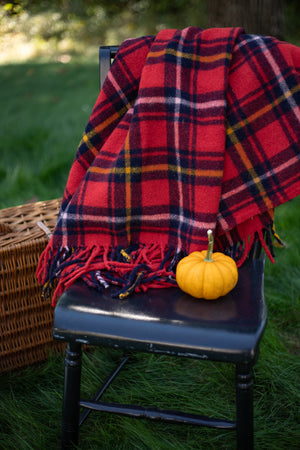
[{"x1": 0, "y1": 43, "x2": 299, "y2": 450}]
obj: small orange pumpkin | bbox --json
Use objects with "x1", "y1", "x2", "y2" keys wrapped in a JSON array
[{"x1": 176, "y1": 230, "x2": 238, "y2": 300}]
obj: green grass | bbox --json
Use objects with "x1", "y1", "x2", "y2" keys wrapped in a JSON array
[
  {"x1": 0, "y1": 40, "x2": 300, "y2": 450},
  {"x1": 0, "y1": 59, "x2": 99, "y2": 208}
]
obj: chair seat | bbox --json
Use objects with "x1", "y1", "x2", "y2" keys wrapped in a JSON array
[{"x1": 53, "y1": 259, "x2": 266, "y2": 364}]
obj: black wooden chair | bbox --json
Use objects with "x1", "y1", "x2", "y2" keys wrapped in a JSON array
[{"x1": 52, "y1": 46, "x2": 267, "y2": 449}]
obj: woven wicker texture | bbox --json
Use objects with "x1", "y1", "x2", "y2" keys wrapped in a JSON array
[{"x1": 0, "y1": 198, "x2": 64, "y2": 373}]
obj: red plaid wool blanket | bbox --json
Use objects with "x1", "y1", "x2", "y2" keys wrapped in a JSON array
[{"x1": 37, "y1": 27, "x2": 300, "y2": 304}]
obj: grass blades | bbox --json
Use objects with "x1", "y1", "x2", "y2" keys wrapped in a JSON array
[{"x1": 0, "y1": 60, "x2": 99, "y2": 208}]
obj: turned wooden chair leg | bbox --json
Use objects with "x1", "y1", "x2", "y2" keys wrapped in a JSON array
[
  {"x1": 61, "y1": 342, "x2": 82, "y2": 449},
  {"x1": 236, "y1": 363, "x2": 254, "y2": 450}
]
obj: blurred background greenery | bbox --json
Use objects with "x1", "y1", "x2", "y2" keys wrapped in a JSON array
[
  {"x1": 1, "y1": 0, "x2": 207, "y2": 64},
  {"x1": 1, "y1": 0, "x2": 299, "y2": 64}
]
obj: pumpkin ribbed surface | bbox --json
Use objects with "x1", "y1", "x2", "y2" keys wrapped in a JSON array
[{"x1": 176, "y1": 250, "x2": 238, "y2": 300}]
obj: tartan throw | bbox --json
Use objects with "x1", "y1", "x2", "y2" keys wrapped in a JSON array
[{"x1": 37, "y1": 27, "x2": 300, "y2": 304}]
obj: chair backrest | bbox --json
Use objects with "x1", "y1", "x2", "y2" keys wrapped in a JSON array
[{"x1": 99, "y1": 46, "x2": 119, "y2": 88}]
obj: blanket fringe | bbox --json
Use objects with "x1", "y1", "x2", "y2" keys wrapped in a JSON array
[
  {"x1": 37, "y1": 221, "x2": 278, "y2": 306},
  {"x1": 216, "y1": 222, "x2": 276, "y2": 267},
  {"x1": 37, "y1": 243, "x2": 179, "y2": 306}
]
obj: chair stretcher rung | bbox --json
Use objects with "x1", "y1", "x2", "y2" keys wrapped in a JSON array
[
  {"x1": 79, "y1": 355, "x2": 129, "y2": 426},
  {"x1": 79, "y1": 400, "x2": 236, "y2": 429}
]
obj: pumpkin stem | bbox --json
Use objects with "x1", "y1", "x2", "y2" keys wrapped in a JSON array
[{"x1": 204, "y1": 229, "x2": 214, "y2": 262}]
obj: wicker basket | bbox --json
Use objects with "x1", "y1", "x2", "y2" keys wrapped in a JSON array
[{"x1": 0, "y1": 198, "x2": 64, "y2": 373}]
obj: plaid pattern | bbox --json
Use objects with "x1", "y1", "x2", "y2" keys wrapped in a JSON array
[{"x1": 37, "y1": 27, "x2": 300, "y2": 304}]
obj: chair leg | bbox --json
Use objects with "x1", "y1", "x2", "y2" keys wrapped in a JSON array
[
  {"x1": 61, "y1": 342, "x2": 82, "y2": 449},
  {"x1": 236, "y1": 363, "x2": 254, "y2": 450}
]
